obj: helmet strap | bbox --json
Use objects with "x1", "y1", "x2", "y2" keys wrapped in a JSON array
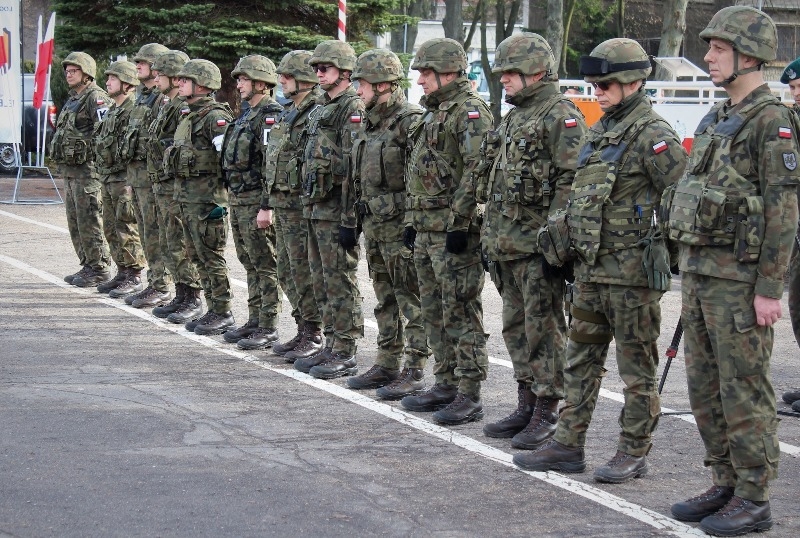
[
  {"x1": 518, "y1": 73, "x2": 527, "y2": 89},
  {"x1": 718, "y1": 50, "x2": 763, "y2": 87},
  {"x1": 285, "y1": 80, "x2": 312, "y2": 98}
]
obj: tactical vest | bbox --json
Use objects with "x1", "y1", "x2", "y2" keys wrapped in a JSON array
[
  {"x1": 51, "y1": 86, "x2": 108, "y2": 166},
  {"x1": 667, "y1": 93, "x2": 777, "y2": 261},
  {"x1": 167, "y1": 101, "x2": 231, "y2": 180},
  {"x1": 147, "y1": 95, "x2": 183, "y2": 182},
  {"x1": 93, "y1": 100, "x2": 132, "y2": 175},
  {"x1": 569, "y1": 105, "x2": 655, "y2": 266},
  {"x1": 121, "y1": 87, "x2": 161, "y2": 162},
  {"x1": 264, "y1": 104, "x2": 311, "y2": 197},
  {"x1": 222, "y1": 101, "x2": 282, "y2": 194}
]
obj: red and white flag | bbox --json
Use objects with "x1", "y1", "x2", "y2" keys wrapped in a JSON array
[
  {"x1": 0, "y1": 32, "x2": 8, "y2": 72},
  {"x1": 33, "y1": 13, "x2": 55, "y2": 109}
]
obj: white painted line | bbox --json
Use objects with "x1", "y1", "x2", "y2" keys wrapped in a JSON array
[{"x1": 0, "y1": 209, "x2": 71, "y2": 234}]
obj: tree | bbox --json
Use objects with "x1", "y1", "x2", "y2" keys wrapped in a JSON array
[
  {"x1": 547, "y1": 0, "x2": 564, "y2": 73},
  {"x1": 654, "y1": 0, "x2": 688, "y2": 81},
  {"x1": 443, "y1": 0, "x2": 465, "y2": 42},
  {"x1": 390, "y1": 1, "x2": 435, "y2": 55},
  {"x1": 480, "y1": 0, "x2": 523, "y2": 124}
]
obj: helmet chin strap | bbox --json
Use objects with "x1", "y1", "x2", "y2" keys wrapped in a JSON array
[
  {"x1": 717, "y1": 49, "x2": 762, "y2": 87},
  {"x1": 285, "y1": 79, "x2": 312, "y2": 98}
]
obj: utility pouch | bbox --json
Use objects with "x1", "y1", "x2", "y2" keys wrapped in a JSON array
[
  {"x1": 640, "y1": 230, "x2": 671, "y2": 291},
  {"x1": 734, "y1": 196, "x2": 765, "y2": 263}
]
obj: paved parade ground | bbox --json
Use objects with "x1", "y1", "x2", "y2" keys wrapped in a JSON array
[{"x1": 1, "y1": 175, "x2": 798, "y2": 537}]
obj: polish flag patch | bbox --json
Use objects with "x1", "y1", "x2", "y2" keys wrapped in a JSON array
[
  {"x1": 350, "y1": 114, "x2": 362, "y2": 123},
  {"x1": 163, "y1": 96, "x2": 170, "y2": 104},
  {"x1": 96, "y1": 99, "x2": 105, "y2": 105},
  {"x1": 779, "y1": 126, "x2": 793, "y2": 139},
  {"x1": 564, "y1": 117, "x2": 578, "y2": 128},
  {"x1": 180, "y1": 107, "x2": 190, "y2": 115},
  {"x1": 265, "y1": 117, "x2": 276, "y2": 125},
  {"x1": 216, "y1": 119, "x2": 227, "y2": 127},
  {"x1": 467, "y1": 110, "x2": 480, "y2": 120},
  {"x1": 652, "y1": 140, "x2": 668, "y2": 154}
]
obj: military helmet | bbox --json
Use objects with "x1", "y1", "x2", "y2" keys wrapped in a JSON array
[
  {"x1": 580, "y1": 38, "x2": 652, "y2": 84},
  {"x1": 104, "y1": 60, "x2": 140, "y2": 87},
  {"x1": 62, "y1": 51, "x2": 97, "y2": 79},
  {"x1": 781, "y1": 57, "x2": 800, "y2": 84},
  {"x1": 152, "y1": 50, "x2": 190, "y2": 77},
  {"x1": 231, "y1": 55, "x2": 278, "y2": 85},
  {"x1": 699, "y1": 6, "x2": 777, "y2": 63},
  {"x1": 352, "y1": 49, "x2": 404, "y2": 84},
  {"x1": 493, "y1": 32, "x2": 555, "y2": 76},
  {"x1": 277, "y1": 50, "x2": 318, "y2": 84},
  {"x1": 132, "y1": 43, "x2": 170, "y2": 65},
  {"x1": 411, "y1": 38, "x2": 468, "y2": 73},
  {"x1": 176, "y1": 59, "x2": 222, "y2": 90},
  {"x1": 309, "y1": 40, "x2": 357, "y2": 72}
]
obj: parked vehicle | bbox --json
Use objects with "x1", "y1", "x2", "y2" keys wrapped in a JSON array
[{"x1": 0, "y1": 73, "x2": 57, "y2": 173}]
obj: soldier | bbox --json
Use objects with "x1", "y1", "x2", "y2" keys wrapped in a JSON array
[
  {"x1": 513, "y1": 39, "x2": 687, "y2": 480},
  {"x1": 261, "y1": 51, "x2": 324, "y2": 362},
  {"x1": 163, "y1": 59, "x2": 235, "y2": 335},
  {"x1": 401, "y1": 38, "x2": 492, "y2": 425},
  {"x1": 93, "y1": 61, "x2": 146, "y2": 300},
  {"x1": 220, "y1": 56, "x2": 284, "y2": 350},
  {"x1": 146, "y1": 50, "x2": 203, "y2": 322},
  {"x1": 52, "y1": 52, "x2": 113, "y2": 287},
  {"x1": 478, "y1": 34, "x2": 586, "y2": 446},
  {"x1": 779, "y1": 57, "x2": 800, "y2": 413},
  {"x1": 668, "y1": 7, "x2": 799, "y2": 535},
  {"x1": 345, "y1": 49, "x2": 431, "y2": 398},
  {"x1": 293, "y1": 40, "x2": 365, "y2": 380}
]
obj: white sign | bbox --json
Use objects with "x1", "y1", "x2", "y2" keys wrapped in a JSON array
[{"x1": 0, "y1": 0, "x2": 22, "y2": 145}]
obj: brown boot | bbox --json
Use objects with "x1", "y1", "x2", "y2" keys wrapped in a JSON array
[
  {"x1": 166, "y1": 286, "x2": 203, "y2": 324},
  {"x1": 273, "y1": 326, "x2": 304, "y2": 356},
  {"x1": 511, "y1": 397, "x2": 560, "y2": 450},
  {"x1": 376, "y1": 368, "x2": 425, "y2": 400},
  {"x1": 153, "y1": 283, "x2": 186, "y2": 318},
  {"x1": 483, "y1": 382, "x2": 536, "y2": 438},
  {"x1": 347, "y1": 364, "x2": 400, "y2": 390},
  {"x1": 108, "y1": 269, "x2": 143, "y2": 298},
  {"x1": 284, "y1": 324, "x2": 323, "y2": 362},
  {"x1": 513, "y1": 440, "x2": 586, "y2": 473},
  {"x1": 97, "y1": 266, "x2": 127, "y2": 293}
]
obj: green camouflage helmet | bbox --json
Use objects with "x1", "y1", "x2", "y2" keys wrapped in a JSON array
[
  {"x1": 492, "y1": 32, "x2": 555, "y2": 76},
  {"x1": 309, "y1": 40, "x2": 357, "y2": 72},
  {"x1": 700, "y1": 5, "x2": 777, "y2": 63},
  {"x1": 231, "y1": 55, "x2": 278, "y2": 85},
  {"x1": 277, "y1": 50, "x2": 318, "y2": 83},
  {"x1": 152, "y1": 50, "x2": 190, "y2": 77},
  {"x1": 580, "y1": 38, "x2": 651, "y2": 84},
  {"x1": 411, "y1": 38, "x2": 467, "y2": 73},
  {"x1": 104, "y1": 60, "x2": 140, "y2": 86},
  {"x1": 352, "y1": 49, "x2": 404, "y2": 83},
  {"x1": 176, "y1": 59, "x2": 222, "y2": 90},
  {"x1": 62, "y1": 51, "x2": 97, "y2": 79},
  {"x1": 132, "y1": 43, "x2": 169, "y2": 65}
]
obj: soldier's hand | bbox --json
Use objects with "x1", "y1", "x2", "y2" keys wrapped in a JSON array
[
  {"x1": 257, "y1": 209, "x2": 273, "y2": 229},
  {"x1": 339, "y1": 226, "x2": 358, "y2": 250},
  {"x1": 446, "y1": 230, "x2": 468, "y2": 254},
  {"x1": 754, "y1": 295, "x2": 782, "y2": 327},
  {"x1": 403, "y1": 226, "x2": 417, "y2": 251},
  {"x1": 670, "y1": 264, "x2": 680, "y2": 276},
  {"x1": 212, "y1": 134, "x2": 224, "y2": 152}
]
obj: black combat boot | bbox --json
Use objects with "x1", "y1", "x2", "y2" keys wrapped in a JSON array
[
  {"x1": 166, "y1": 286, "x2": 203, "y2": 324},
  {"x1": 700, "y1": 497, "x2": 772, "y2": 536},
  {"x1": 272, "y1": 325, "x2": 304, "y2": 356},
  {"x1": 671, "y1": 486, "x2": 736, "y2": 522},
  {"x1": 131, "y1": 286, "x2": 172, "y2": 308},
  {"x1": 400, "y1": 383, "x2": 458, "y2": 412},
  {"x1": 64, "y1": 266, "x2": 90, "y2": 284},
  {"x1": 293, "y1": 347, "x2": 332, "y2": 373},
  {"x1": 783, "y1": 388, "x2": 800, "y2": 404},
  {"x1": 185, "y1": 310, "x2": 212, "y2": 332},
  {"x1": 511, "y1": 397, "x2": 560, "y2": 450},
  {"x1": 483, "y1": 382, "x2": 536, "y2": 438},
  {"x1": 376, "y1": 368, "x2": 425, "y2": 400},
  {"x1": 237, "y1": 327, "x2": 279, "y2": 350},
  {"x1": 347, "y1": 364, "x2": 400, "y2": 390},
  {"x1": 97, "y1": 267, "x2": 127, "y2": 293},
  {"x1": 593, "y1": 451, "x2": 649, "y2": 483},
  {"x1": 310, "y1": 351, "x2": 358, "y2": 379},
  {"x1": 223, "y1": 319, "x2": 259, "y2": 343},
  {"x1": 108, "y1": 269, "x2": 143, "y2": 298},
  {"x1": 194, "y1": 311, "x2": 235, "y2": 335},
  {"x1": 513, "y1": 440, "x2": 586, "y2": 473},
  {"x1": 432, "y1": 393, "x2": 484, "y2": 425},
  {"x1": 72, "y1": 266, "x2": 113, "y2": 287},
  {"x1": 154, "y1": 283, "x2": 186, "y2": 318},
  {"x1": 284, "y1": 325, "x2": 323, "y2": 363}
]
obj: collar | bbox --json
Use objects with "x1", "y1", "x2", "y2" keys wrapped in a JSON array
[
  {"x1": 506, "y1": 80, "x2": 558, "y2": 107},
  {"x1": 420, "y1": 77, "x2": 471, "y2": 110}
]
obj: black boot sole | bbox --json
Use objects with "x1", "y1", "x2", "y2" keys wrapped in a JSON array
[{"x1": 309, "y1": 366, "x2": 358, "y2": 379}]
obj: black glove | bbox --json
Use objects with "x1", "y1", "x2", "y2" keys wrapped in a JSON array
[
  {"x1": 481, "y1": 249, "x2": 490, "y2": 272},
  {"x1": 338, "y1": 226, "x2": 358, "y2": 250},
  {"x1": 445, "y1": 230, "x2": 468, "y2": 254},
  {"x1": 670, "y1": 264, "x2": 680, "y2": 276},
  {"x1": 403, "y1": 226, "x2": 417, "y2": 251}
]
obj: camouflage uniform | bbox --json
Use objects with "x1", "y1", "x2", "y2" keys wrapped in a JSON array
[
  {"x1": 478, "y1": 33, "x2": 586, "y2": 444},
  {"x1": 51, "y1": 52, "x2": 113, "y2": 284},
  {"x1": 402, "y1": 38, "x2": 492, "y2": 424},
  {"x1": 668, "y1": 7, "x2": 799, "y2": 507}
]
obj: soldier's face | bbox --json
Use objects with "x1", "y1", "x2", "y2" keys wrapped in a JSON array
[
  {"x1": 177, "y1": 77, "x2": 194, "y2": 98},
  {"x1": 315, "y1": 64, "x2": 339, "y2": 86},
  {"x1": 64, "y1": 65, "x2": 83, "y2": 87},
  {"x1": 593, "y1": 80, "x2": 623, "y2": 111},
  {"x1": 356, "y1": 80, "x2": 375, "y2": 103},
  {"x1": 416, "y1": 69, "x2": 455, "y2": 95},
  {"x1": 789, "y1": 79, "x2": 800, "y2": 105},
  {"x1": 136, "y1": 60, "x2": 152, "y2": 80},
  {"x1": 279, "y1": 73, "x2": 294, "y2": 94},
  {"x1": 500, "y1": 71, "x2": 540, "y2": 97},
  {"x1": 106, "y1": 74, "x2": 123, "y2": 95},
  {"x1": 154, "y1": 71, "x2": 171, "y2": 92},
  {"x1": 704, "y1": 38, "x2": 735, "y2": 85},
  {"x1": 236, "y1": 75, "x2": 254, "y2": 98}
]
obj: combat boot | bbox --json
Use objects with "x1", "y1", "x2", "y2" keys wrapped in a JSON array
[
  {"x1": 97, "y1": 267, "x2": 127, "y2": 293},
  {"x1": 671, "y1": 485, "x2": 736, "y2": 522},
  {"x1": 400, "y1": 383, "x2": 458, "y2": 412},
  {"x1": 72, "y1": 266, "x2": 113, "y2": 288},
  {"x1": 108, "y1": 269, "x2": 143, "y2": 298},
  {"x1": 185, "y1": 310, "x2": 212, "y2": 332},
  {"x1": 223, "y1": 319, "x2": 259, "y2": 343},
  {"x1": 512, "y1": 440, "x2": 586, "y2": 473},
  {"x1": 310, "y1": 351, "x2": 358, "y2": 379},
  {"x1": 131, "y1": 287, "x2": 172, "y2": 308},
  {"x1": 783, "y1": 388, "x2": 800, "y2": 404},
  {"x1": 593, "y1": 451, "x2": 648, "y2": 483},
  {"x1": 64, "y1": 266, "x2": 90, "y2": 284},
  {"x1": 284, "y1": 325, "x2": 323, "y2": 363},
  {"x1": 699, "y1": 497, "x2": 772, "y2": 536},
  {"x1": 194, "y1": 311, "x2": 235, "y2": 335},
  {"x1": 511, "y1": 397, "x2": 560, "y2": 450},
  {"x1": 376, "y1": 368, "x2": 425, "y2": 400},
  {"x1": 483, "y1": 382, "x2": 536, "y2": 438},
  {"x1": 272, "y1": 326, "x2": 304, "y2": 356},
  {"x1": 432, "y1": 393, "x2": 484, "y2": 425},
  {"x1": 347, "y1": 364, "x2": 400, "y2": 390},
  {"x1": 237, "y1": 327, "x2": 279, "y2": 350},
  {"x1": 153, "y1": 283, "x2": 186, "y2": 318},
  {"x1": 166, "y1": 286, "x2": 203, "y2": 324},
  {"x1": 294, "y1": 347, "x2": 332, "y2": 373}
]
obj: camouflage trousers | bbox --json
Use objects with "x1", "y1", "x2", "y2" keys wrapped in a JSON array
[
  {"x1": 100, "y1": 177, "x2": 145, "y2": 270},
  {"x1": 62, "y1": 167, "x2": 110, "y2": 271},
  {"x1": 275, "y1": 207, "x2": 320, "y2": 327},
  {"x1": 413, "y1": 231, "x2": 487, "y2": 398},
  {"x1": 554, "y1": 281, "x2": 663, "y2": 457},
  {"x1": 307, "y1": 218, "x2": 364, "y2": 356},
  {"x1": 366, "y1": 237, "x2": 430, "y2": 370},
  {"x1": 491, "y1": 255, "x2": 566, "y2": 399},
  {"x1": 131, "y1": 167, "x2": 171, "y2": 292},
  {"x1": 179, "y1": 202, "x2": 232, "y2": 314},
  {"x1": 230, "y1": 193, "x2": 280, "y2": 329},
  {"x1": 152, "y1": 181, "x2": 199, "y2": 290},
  {"x1": 789, "y1": 242, "x2": 800, "y2": 348},
  {"x1": 681, "y1": 272, "x2": 779, "y2": 502}
]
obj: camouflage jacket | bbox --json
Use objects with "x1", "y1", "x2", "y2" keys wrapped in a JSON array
[
  {"x1": 352, "y1": 92, "x2": 422, "y2": 242},
  {"x1": 670, "y1": 85, "x2": 800, "y2": 298},
  {"x1": 92, "y1": 95, "x2": 134, "y2": 178},
  {"x1": 479, "y1": 82, "x2": 586, "y2": 261},
  {"x1": 301, "y1": 85, "x2": 365, "y2": 225},
  {"x1": 147, "y1": 93, "x2": 186, "y2": 184},
  {"x1": 166, "y1": 96, "x2": 233, "y2": 205},
  {"x1": 50, "y1": 83, "x2": 112, "y2": 167},
  {"x1": 222, "y1": 97, "x2": 283, "y2": 205},
  {"x1": 122, "y1": 86, "x2": 163, "y2": 184},
  {"x1": 570, "y1": 90, "x2": 687, "y2": 286},
  {"x1": 263, "y1": 87, "x2": 323, "y2": 211},
  {"x1": 406, "y1": 77, "x2": 492, "y2": 233}
]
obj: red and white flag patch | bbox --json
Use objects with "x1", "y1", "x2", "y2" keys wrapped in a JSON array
[
  {"x1": 350, "y1": 114, "x2": 362, "y2": 123},
  {"x1": 467, "y1": 110, "x2": 480, "y2": 120},
  {"x1": 216, "y1": 119, "x2": 227, "y2": 127},
  {"x1": 96, "y1": 99, "x2": 105, "y2": 105},
  {"x1": 564, "y1": 117, "x2": 578, "y2": 128},
  {"x1": 180, "y1": 107, "x2": 190, "y2": 115},
  {"x1": 652, "y1": 140, "x2": 668, "y2": 154},
  {"x1": 265, "y1": 117, "x2": 276, "y2": 125},
  {"x1": 779, "y1": 126, "x2": 793, "y2": 139}
]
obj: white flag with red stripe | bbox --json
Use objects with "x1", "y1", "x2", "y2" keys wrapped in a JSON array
[{"x1": 33, "y1": 13, "x2": 55, "y2": 109}]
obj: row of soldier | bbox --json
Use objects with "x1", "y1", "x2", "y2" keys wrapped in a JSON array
[{"x1": 51, "y1": 5, "x2": 796, "y2": 536}]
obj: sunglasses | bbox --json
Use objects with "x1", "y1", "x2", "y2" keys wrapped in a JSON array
[
  {"x1": 314, "y1": 64, "x2": 334, "y2": 73},
  {"x1": 591, "y1": 81, "x2": 614, "y2": 91}
]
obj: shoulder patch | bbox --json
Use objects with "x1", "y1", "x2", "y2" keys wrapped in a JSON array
[
  {"x1": 784, "y1": 152, "x2": 797, "y2": 171},
  {"x1": 181, "y1": 107, "x2": 190, "y2": 115},
  {"x1": 350, "y1": 114, "x2": 362, "y2": 123},
  {"x1": 265, "y1": 117, "x2": 276, "y2": 125},
  {"x1": 216, "y1": 118, "x2": 227, "y2": 127},
  {"x1": 779, "y1": 126, "x2": 793, "y2": 139},
  {"x1": 564, "y1": 117, "x2": 578, "y2": 128},
  {"x1": 467, "y1": 110, "x2": 481, "y2": 120},
  {"x1": 96, "y1": 99, "x2": 105, "y2": 106},
  {"x1": 652, "y1": 140, "x2": 668, "y2": 154},
  {"x1": 96, "y1": 108, "x2": 109, "y2": 122}
]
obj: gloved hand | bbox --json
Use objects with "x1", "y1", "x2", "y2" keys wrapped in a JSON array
[
  {"x1": 445, "y1": 230, "x2": 468, "y2": 254},
  {"x1": 212, "y1": 134, "x2": 224, "y2": 152},
  {"x1": 403, "y1": 226, "x2": 417, "y2": 251},
  {"x1": 481, "y1": 249, "x2": 490, "y2": 272},
  {"x1": 670, "y1": 264, "x2": 680, "y2": 276},
  {"x1": 338, "y1": 226, "x2": 358, "y2": 250}
]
